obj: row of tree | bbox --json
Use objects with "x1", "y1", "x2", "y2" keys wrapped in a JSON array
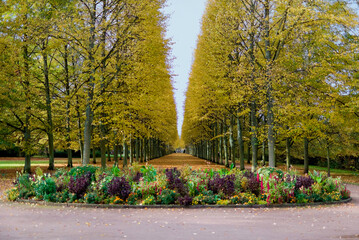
[
  {"x1": 182, "y1": 0, "x2": 359, "y2": 174},
  {"x1": 0, "y1": 0, "x2": 178, "y2": 173}
]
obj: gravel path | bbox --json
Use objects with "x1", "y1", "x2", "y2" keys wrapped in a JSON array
[{"x1": 0, "y1": 184, "x2": 358, "y2": 240}]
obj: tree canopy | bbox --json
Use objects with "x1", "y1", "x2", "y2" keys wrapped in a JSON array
[
  {"x1": 182, "y1": 0, "x2": 359, "y2": 172},
  {"x1": 0, "y1": 0, "x2": 178, "y2": 172}
]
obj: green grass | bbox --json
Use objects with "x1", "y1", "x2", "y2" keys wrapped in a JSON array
[
  {"x1": 291, "y1": 164, "x2": 358, "y2": 175},
  {"x1": 0, "y1": 159, "x2": 81, "y2": 169}
]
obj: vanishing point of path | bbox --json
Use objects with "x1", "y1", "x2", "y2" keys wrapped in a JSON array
[{"x1": 0, "y1": 154, "x2": 358, "y2": 240}]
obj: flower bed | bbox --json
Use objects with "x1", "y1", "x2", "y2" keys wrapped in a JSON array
[{"x1": 6, "y1": 164, "x2": 351, "y2": 206}]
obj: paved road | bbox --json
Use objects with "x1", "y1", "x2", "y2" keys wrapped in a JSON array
[{"x1": 0, "y1": 184, "x2": 358, "y2": 240}]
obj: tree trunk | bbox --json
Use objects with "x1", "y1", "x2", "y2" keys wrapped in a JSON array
[
  {"x1": 64, "y1": 45, "x2": 73, "y2": 168},
  {"x1": 148, "y1": 138, "x2": 152, "y2": 160},
  {"x1": 140, "y1": 138, "x2": 144, "y2": 163},
  {"x1": 82, "y1": 1, "x2": 96, "y2": 165},
  {"x1": 98, "y1": 138, "x2": 105, "y2": 167},
  {"x1": 247, "y1": 141, "x2": 251, "y2": 165},
  {"x1": 223, "y1": 119, "x2": 229, "y2": 167},
  {"x1": 247, "y1": 115, "x2": 251, "y2": 164},
  {"x1": 229, "y1": 115, "x2": 235, "y2": 167},
  {"x1": 22, "y1": 28, "x2": 31, "y2": 174},
  {"x1": 135, "y1": 137, "x2": 139, "y2": 162},
  {"x1": 24, "y1": 121, "x2": 31, "y2": 174},
  {"x1": 264, "y1": 0, "x2": 275, "y2": 167},
  {"x1": 145, "y1": 138, "x2": 149, "y2": 162},
  {"x1": 75, "y1": 81, "x2": 83, "y2": 162},
  {"x1": 123, "y1": 139, "x2": 128, "y2": 167},
  {"x1": 114, "y1": 144, "x2": 119, "y2": 167},
  {"x1": 327, "y1": 140, "x2": 330, "y2": 177},
  {"x1": 219, "y1": 122, "x2": 223, "y2": 165},
  {"x1": 99, "y1": 0, "x2": 107, "y2": 170},
  {"x1": 143, "y1": 138, "x2": 147, "y2": 162},
  {"x1": 129, "y1": 137, "x2": 133, "y2": 165},
  {"x1": 236, "y1": 114, "x2": 245, "y2": 170},
  {"x1": 207, "y1": 141, "x2": 210, "y2": 161},
  {"x1": 250, "y1": 102, "x2": 258, "y2": 172},
  {"x1": 304, "y1": 137, "x2": 309, "y2": 174},
  {"x1": 92, "y1": 147, "x2": 96, "y2": 164},
  {"x1": 215, "y1": 123, "x2": 219, "y2": 163},
  {"x1": 262, "y1": 140, "x2": 266, "y2": 167},
  {"x1": 107, "y1": 145, "x2": 111, "y2": 162},
  {"x1": 42, "y1": 49, "x2": 55, "y2": 171},
  {"x1": 286, "y1": 138, "x2": 291, "y2": 171}
]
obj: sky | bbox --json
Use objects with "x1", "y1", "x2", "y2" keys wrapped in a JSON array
[{"x1": 162, "y1": 0, "x2": 207, "y2": 137}]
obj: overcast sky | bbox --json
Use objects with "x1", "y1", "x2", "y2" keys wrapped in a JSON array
[{"x1": 163, "y1": 0, "x2": 207, "y2": 137}]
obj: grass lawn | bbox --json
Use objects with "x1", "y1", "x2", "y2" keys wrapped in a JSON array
[
  {"x1": 0, "y1": 159, "x2": 82, "y2": 169},
  {"x1": 292, "y1": 164, "x2": 359, "y2": 175},
  {"x1": 274, "y1": 163, "x2": 359, "y2": 175}
]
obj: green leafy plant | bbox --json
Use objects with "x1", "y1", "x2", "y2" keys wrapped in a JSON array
[
  {"x1": 309, "y1": 170, "x2": 326, "y2": 184},
  {"x1": 111, "y1": 166, "x2": 121, "y2": 177},
  {"x1": 142, "y1": 195, "x2": 156, "y2": 205},
  {"x1": 34, "y1": 177, "x2": 57, "y2": 200},
  {"x1": 16, "y1": 173, "x2": 35, "y2": 199},
  {"x1": 141, "y1": 165, "x2": 157, "y2": 182},
  {"x1": 35, "y1": 167, "x2": 44, "y2": 177},
  {"x1": 68, "y1": 166, "x2": 97, "y2": 179},
  {"x1": 157, "y1": 189, "x2": 178, "y2": 205},
  {"x1": 6, "y1": 188, "x2": 19, "y2": 201}
]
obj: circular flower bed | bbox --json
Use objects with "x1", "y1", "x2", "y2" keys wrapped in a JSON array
[{"x1": 6, "y1": 164, "x2": 351, "y2": 206}]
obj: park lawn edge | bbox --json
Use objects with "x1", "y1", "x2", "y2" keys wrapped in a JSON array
[{"x1": 11, "y1": 197, "x2": 352, "y2": 209}]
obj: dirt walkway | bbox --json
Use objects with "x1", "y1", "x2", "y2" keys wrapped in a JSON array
[
  {"x1": 139, "y1": 153, "x2": 226, "y2": 170},
  {"x1": 0, "y1": 154, "x2": 359, "y2": 239}
]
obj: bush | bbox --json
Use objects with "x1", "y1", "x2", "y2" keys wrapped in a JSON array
[
  {"x1": 245, "y1": 173, "x2": 260, "y2": 195},
  {"x1": 192, "y1": 190, "x2": 218, "y2": 205},
  {"x1": 55, "y1": 175, "x2": 70, "y2": 192},
  {"x1": 341, "y1": 187, "x2": 351, "y2": 199},
  {"x1": 295, "y1": 176, "x2": 314, "y2": 190},
  {"x1": 178, "y1": 195, "x2": 192, "y2": 206},
  {"x1": 140, "y1": 165, "x2": 157, "y2": 182},
  {"x1": 217, "y1": 199, "x2": 231, "y2": 205},
  {"x1": 6, "y1": 188, "x2": 19, "y2": 201},
  {"x1": 54, "y1": 190, "x2": 70, "y2": 203},
  {"x1": 142, "y1": 195, "x2": 156, "y2": 205},
  {"x1": 157, "y1": 189, "x2": 178, "y2": 205},
  {"x1": 84, "y1": 193, "x2": 98, "y2": 204},
  {"x1": 107, "y1": 177, "x2": 131, "y2": 200},
  {"x1": 165, "y1": 168, "x2": 187, "y2": 196},
  {"x1": 208, "y1": 174, "x2": 235, "y2": 196},
  {"x1": 132, "y1": 172, "x2": 143, "y2": 183},
  {"x1": 127, "y1": 192, "x2": 141, "y2": 205},
  {"x1": 165, "y1": 168, "x2": 181, "y2": 189},
  {"x1": 68, "y1": 166, "x2": 97, "y2": 179},
  {"x1": 34, "y1": 178, "x2": 57, "y2": 200},
  {"x1": 54, "y1": 168, "x2": 68, "y2": 178},
  {"x1": 68, "y1": 173, "x2": 92, "y2": 198},
  {"x1": 16, "y1": 173, "x2": 35, "y2": 199}
]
